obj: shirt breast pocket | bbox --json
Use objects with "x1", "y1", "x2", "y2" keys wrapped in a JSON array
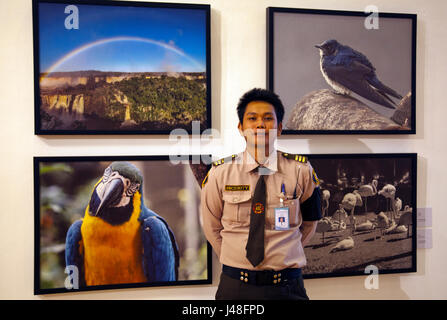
[
  {"x1": 283, "y1": 198, "x2": 302, "y2": 228},
  {"x1": 222, "y1": 192, "x2": 252, "y2": 226}
]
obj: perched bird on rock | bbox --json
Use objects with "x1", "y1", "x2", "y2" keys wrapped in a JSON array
[
  {"x1": 315, "y1": 39, "x2": 403, "y2": 110},
  {"x1": 65, "y1": 162, "x2": 179, "y2": 287}
]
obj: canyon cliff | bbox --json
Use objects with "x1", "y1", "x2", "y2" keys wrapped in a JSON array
[{"x1": 38, "y1": 72, "x2": 207, "y2": 132}]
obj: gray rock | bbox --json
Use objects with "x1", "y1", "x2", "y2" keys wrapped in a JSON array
[
  {"x1": 286, "y1": 89, "x2": 407, "y2": 131},
  {"x1": 391, "y1": 92, "x2": 412, "y2": 128}
]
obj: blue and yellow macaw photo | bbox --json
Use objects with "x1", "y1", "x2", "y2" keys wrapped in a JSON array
[{"x1": 65, "y1": 161, "x2": 179, "y2": 286}]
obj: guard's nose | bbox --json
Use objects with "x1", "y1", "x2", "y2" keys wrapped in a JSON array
[{"x1": 256, "y1": 119, "x2": 266, "y2": 129}]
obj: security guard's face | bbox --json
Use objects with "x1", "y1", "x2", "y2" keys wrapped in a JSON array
[{"x1": 238, "y1": 101, "x2": 282, "y2": 153}]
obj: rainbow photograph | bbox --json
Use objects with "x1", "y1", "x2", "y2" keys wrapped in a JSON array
[{"x1": 33, "y1": 0, "x2": 210, "y2": 134}]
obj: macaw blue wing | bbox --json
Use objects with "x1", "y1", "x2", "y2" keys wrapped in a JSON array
[
  {"x1": 65, "y1": 219, "x2": 85, "y2": 286},
  {"x1": 140, "y1": 207, "x2": 179, "y2": 282}
]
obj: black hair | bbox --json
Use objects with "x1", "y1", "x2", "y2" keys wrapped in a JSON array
[{"x1": 236, "y1": 88, "x2": 285, "y2": 124}]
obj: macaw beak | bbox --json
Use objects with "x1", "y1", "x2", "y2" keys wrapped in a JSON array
[
  {"x1": 95, "y1": 178, "x2": 124, "y2": 216},
  {"x1": 315, "y1": 45, "x2": 322, "y2": 49}
]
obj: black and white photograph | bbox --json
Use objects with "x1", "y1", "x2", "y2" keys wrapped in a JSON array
[
  {"x1": 267, "y1": 7, "x2": 416, "y2": 134},
  {"x1": 303, "y1": 153, "x2": 417, "y2": 279}
]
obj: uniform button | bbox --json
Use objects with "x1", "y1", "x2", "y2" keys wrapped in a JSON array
[
  {"x1": 240, "y1": 271, "x2": 244, "y2": 276},
  {"x1": 233, "y1": 196, "x2": 239, "y2": 202},
  {"x1": 278, "y1": 273, "x2": 282, "y2": 277},
  {"x1": 244, "y1": 273, "x2": 248, "y2": 277},
  {"x1": 240, "y1": 276, "x2": 244, "y2": 281},
  {"x1": 278, "y1": 278, "x2": 281, "y2": 283},
  {"x1": 273, "y1": 274, "x2": 277, "y2": 279},
  {"x1": 244, "y1": 278, "x2": 248, "y2": 283},
  {"x1": 273, "y1": 280, "x2": 277, "y2": 284}
]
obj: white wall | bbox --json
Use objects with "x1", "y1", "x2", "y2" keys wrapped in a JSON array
[{"x1": 1, "y1": 0, "x2": 446, "y2": 299}]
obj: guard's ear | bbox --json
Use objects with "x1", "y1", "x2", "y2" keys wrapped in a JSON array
[
  {"x1": 238, "y1": 122, "x2": 244, "y2": 137},
  {"x1": 277, "y1": 122, "x2": 283, "y2": 137}
]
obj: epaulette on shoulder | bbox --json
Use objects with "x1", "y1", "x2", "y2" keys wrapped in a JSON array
[
  {"x1": 282, "y1": 152, "x2": 308, "y2": 163},
  {"x1": 213, "y1": 154, "x2": 237, "y2": 167}
]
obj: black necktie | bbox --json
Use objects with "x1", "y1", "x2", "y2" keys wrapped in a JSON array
[{"x1": 246, "y1": 171, "x2": 266, "y2": 267}]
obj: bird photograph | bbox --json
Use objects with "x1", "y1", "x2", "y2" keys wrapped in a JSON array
[
  {"x1": 315, "y1": 39, "x2": 403, "y2": 111},
  {"x1": 302, "y1": 155, "x2": 415, "y2": 278},
  {"x1": 36, "y1": 158, "x2": 209, "y2": 292},
  {"x1": 271, "y1": 10, "x2": 414, "y2": 132}
]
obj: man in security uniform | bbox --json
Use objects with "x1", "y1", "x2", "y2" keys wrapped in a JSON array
[{"x1": 201, "y1": 88, "x2": 322, "y2": 300}]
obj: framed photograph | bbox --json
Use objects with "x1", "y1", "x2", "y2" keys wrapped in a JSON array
[
  {"x1": 303, "y1": 153, "x2": 417, "y2": 279},
  {"x1": 33, "y1": 0, "x2": 211, "y2": 135},
  {"x1": 34, "y1": 155, "x2": 212, "y2": 294},
  {"x1": 267, "y1": 7, "x2": 416, "y2": 134}
]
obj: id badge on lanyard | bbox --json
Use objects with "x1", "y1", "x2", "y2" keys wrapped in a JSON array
[{"x1": 275, "y1": 183, "x2": 290, "y2": 230}]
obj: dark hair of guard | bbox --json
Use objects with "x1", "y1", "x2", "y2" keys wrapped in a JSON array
[{"x1": 236, "y1": 88, "x2": 285, "y2": 124}]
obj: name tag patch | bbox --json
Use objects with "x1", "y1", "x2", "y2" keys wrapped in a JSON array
[{"x1": 225, "y1": 185, "x2": 250, "y2": 191}]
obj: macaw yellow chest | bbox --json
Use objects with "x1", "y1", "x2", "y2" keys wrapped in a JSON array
[{"x1": 80, "y1": 194, "x2": 147, "y2": 286}]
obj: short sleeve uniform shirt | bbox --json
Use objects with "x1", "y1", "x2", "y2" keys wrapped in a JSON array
[{"x1": 201, "y1": 150, "x2": 321, "y2": 271}]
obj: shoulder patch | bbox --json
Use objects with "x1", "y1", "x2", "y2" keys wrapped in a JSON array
[
  {"x1": 312, "y1": 168, "x2": 320, "y2": 186},
  {"x1": 213, "y1": 154, "x2": 237, "y2": 167},
  {"x1": 282, "y1": 152, "x2": 308, "y2": 163},
  {"x1": 201, "y1": 170, "x2": 210, "y2": 188}
]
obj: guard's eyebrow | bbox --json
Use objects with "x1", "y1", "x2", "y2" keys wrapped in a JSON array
[{"x1": 245, "y1": 112, "x2": 275, "y2": 116}]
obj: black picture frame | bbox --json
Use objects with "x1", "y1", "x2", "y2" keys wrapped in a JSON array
[
  {"x1": 34, "y1": 155, "x2": 212, "y2": 294},
  {"x1": 303, "y1": 153, "x2": 417, "y2": 279},
  {"x1": 267, "y1": 7, "x2": 417, "y2": 134},
  {"x1": 33, "y1": 0, "x2": 211, "y2": 135}
]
